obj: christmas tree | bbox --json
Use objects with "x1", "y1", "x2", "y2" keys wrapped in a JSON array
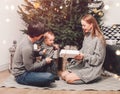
[
  {"x1": 88, "y1": 0, "x2": 104, "y2": 25},
  {"x1": 18, "y1": 0, "x2": 104, "y2": 49}
]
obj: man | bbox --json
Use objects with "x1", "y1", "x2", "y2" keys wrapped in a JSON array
[{"x1": 12, "y1": 22, "x2": 55, "y2": 87}]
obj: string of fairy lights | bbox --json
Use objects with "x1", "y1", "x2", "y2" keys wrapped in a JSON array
[
  {"x1": 104, "y1": 0, "x2": 120, "y2": 10},
  {"x1": 0, "y1": 0, "x2": 16, "y2": 45},
  {"x1": 1, "y1": 0, "x2": 120, "y2": 23}
]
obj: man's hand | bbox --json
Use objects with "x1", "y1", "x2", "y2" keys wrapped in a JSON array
[
  {"x1": 45, "y1": 57, "x2": 52, "y2": 64},
  {"x1": 53, "y1": 44, "x2": 59, "y2": 50}
]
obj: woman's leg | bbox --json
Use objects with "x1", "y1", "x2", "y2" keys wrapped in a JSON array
[
  {"x1": 61, "y1": 71, "x2": 85, "y2": 84},
  {"x1": 15, "y1": 72, "x2": 55, "y2": 87},
  {"x1": 64, "y1": 72, "x2": 80, "y2": 84},
  {"x1": 60, "y1": 71, "x2": 70, "y2": 80}
]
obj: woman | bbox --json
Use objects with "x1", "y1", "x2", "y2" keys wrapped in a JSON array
[{"x1": 61, "y1": 14, "x2": 106, "y2": 84}]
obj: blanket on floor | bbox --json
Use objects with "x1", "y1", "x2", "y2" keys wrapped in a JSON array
[{"x1": 0, "y1": 75, "x2": 120, "y2": 91}]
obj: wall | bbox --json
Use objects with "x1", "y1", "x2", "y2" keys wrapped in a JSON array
[
  {"x1": 0, "y1": 0, "x2": 24, "y2": 71},
  {"x1": 103, "y1": 0, "x2": 120, "y2": 25}
]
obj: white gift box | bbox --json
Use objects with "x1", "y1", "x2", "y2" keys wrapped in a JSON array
[{"x1": 60, "y1": 49, "x2": 79, "y2": 58}]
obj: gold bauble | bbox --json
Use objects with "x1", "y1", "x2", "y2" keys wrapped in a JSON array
[{"x1": 33, "y1": 2, "x2": 40, "y2": 9}]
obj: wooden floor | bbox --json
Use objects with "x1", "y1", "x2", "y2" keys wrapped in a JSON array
[{"x1": 0, "y1": 70, "x2": 120, "y2": 94}]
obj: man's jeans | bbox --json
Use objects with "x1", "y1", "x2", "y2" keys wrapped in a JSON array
[{"x1": 15, "y1": 72, "x2": 55, "y2": 87}]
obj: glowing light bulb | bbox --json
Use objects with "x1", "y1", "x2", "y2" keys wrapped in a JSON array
[
  {"x1": 5, "y1": 5, "x2": 9, "y2": 10},
  {"x1": 104, "y1": 5, "x2": 110, "y2": 10},
  {"x1": 116, "y1": 3, "x2": 120, "y2": 7},
  {"x1": 5, "y1": 18, "x2": 10, "y2": 23},
  {"x1": 10, "y1": 5, "x2": 15, "y2": 10},
  {"x1": 116, "y1": 50, "x2": 120, "y2": 55},
  {"x1": 2, "y1": 40, "x2": 6, "y2": 44},
  {"x1": 60, "y1": 6, "x2": 63, "y2": 9},
  {"x1": 66, "y1": 5, "x2": 68, "y2": 7}
]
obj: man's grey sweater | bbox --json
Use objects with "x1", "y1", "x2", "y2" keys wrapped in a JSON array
[{"x1": 12, "y1": 35, "x2": 47, "y2": 77}]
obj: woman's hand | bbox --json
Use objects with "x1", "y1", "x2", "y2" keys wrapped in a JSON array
[{"x1": 74, "y1": 53, "x2": 84, "y2": 60}]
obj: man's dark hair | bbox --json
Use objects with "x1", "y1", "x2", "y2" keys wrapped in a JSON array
[{"x1": 26, "y1": 22, "x2": 45, "y2": 38}]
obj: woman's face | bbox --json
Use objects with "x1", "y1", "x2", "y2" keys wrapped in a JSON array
[{"x1": 81, "y1": 20, "x2": 92, "y2": 33}]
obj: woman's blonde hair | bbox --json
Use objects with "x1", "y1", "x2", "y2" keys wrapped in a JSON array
[{"x1": 81, "y1": 14, "x2": 106, "y2": 45}]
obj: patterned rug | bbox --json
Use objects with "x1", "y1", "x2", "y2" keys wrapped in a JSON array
[{"x1": 0, "y1": 75, "x2": 120, "y2": 91}]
